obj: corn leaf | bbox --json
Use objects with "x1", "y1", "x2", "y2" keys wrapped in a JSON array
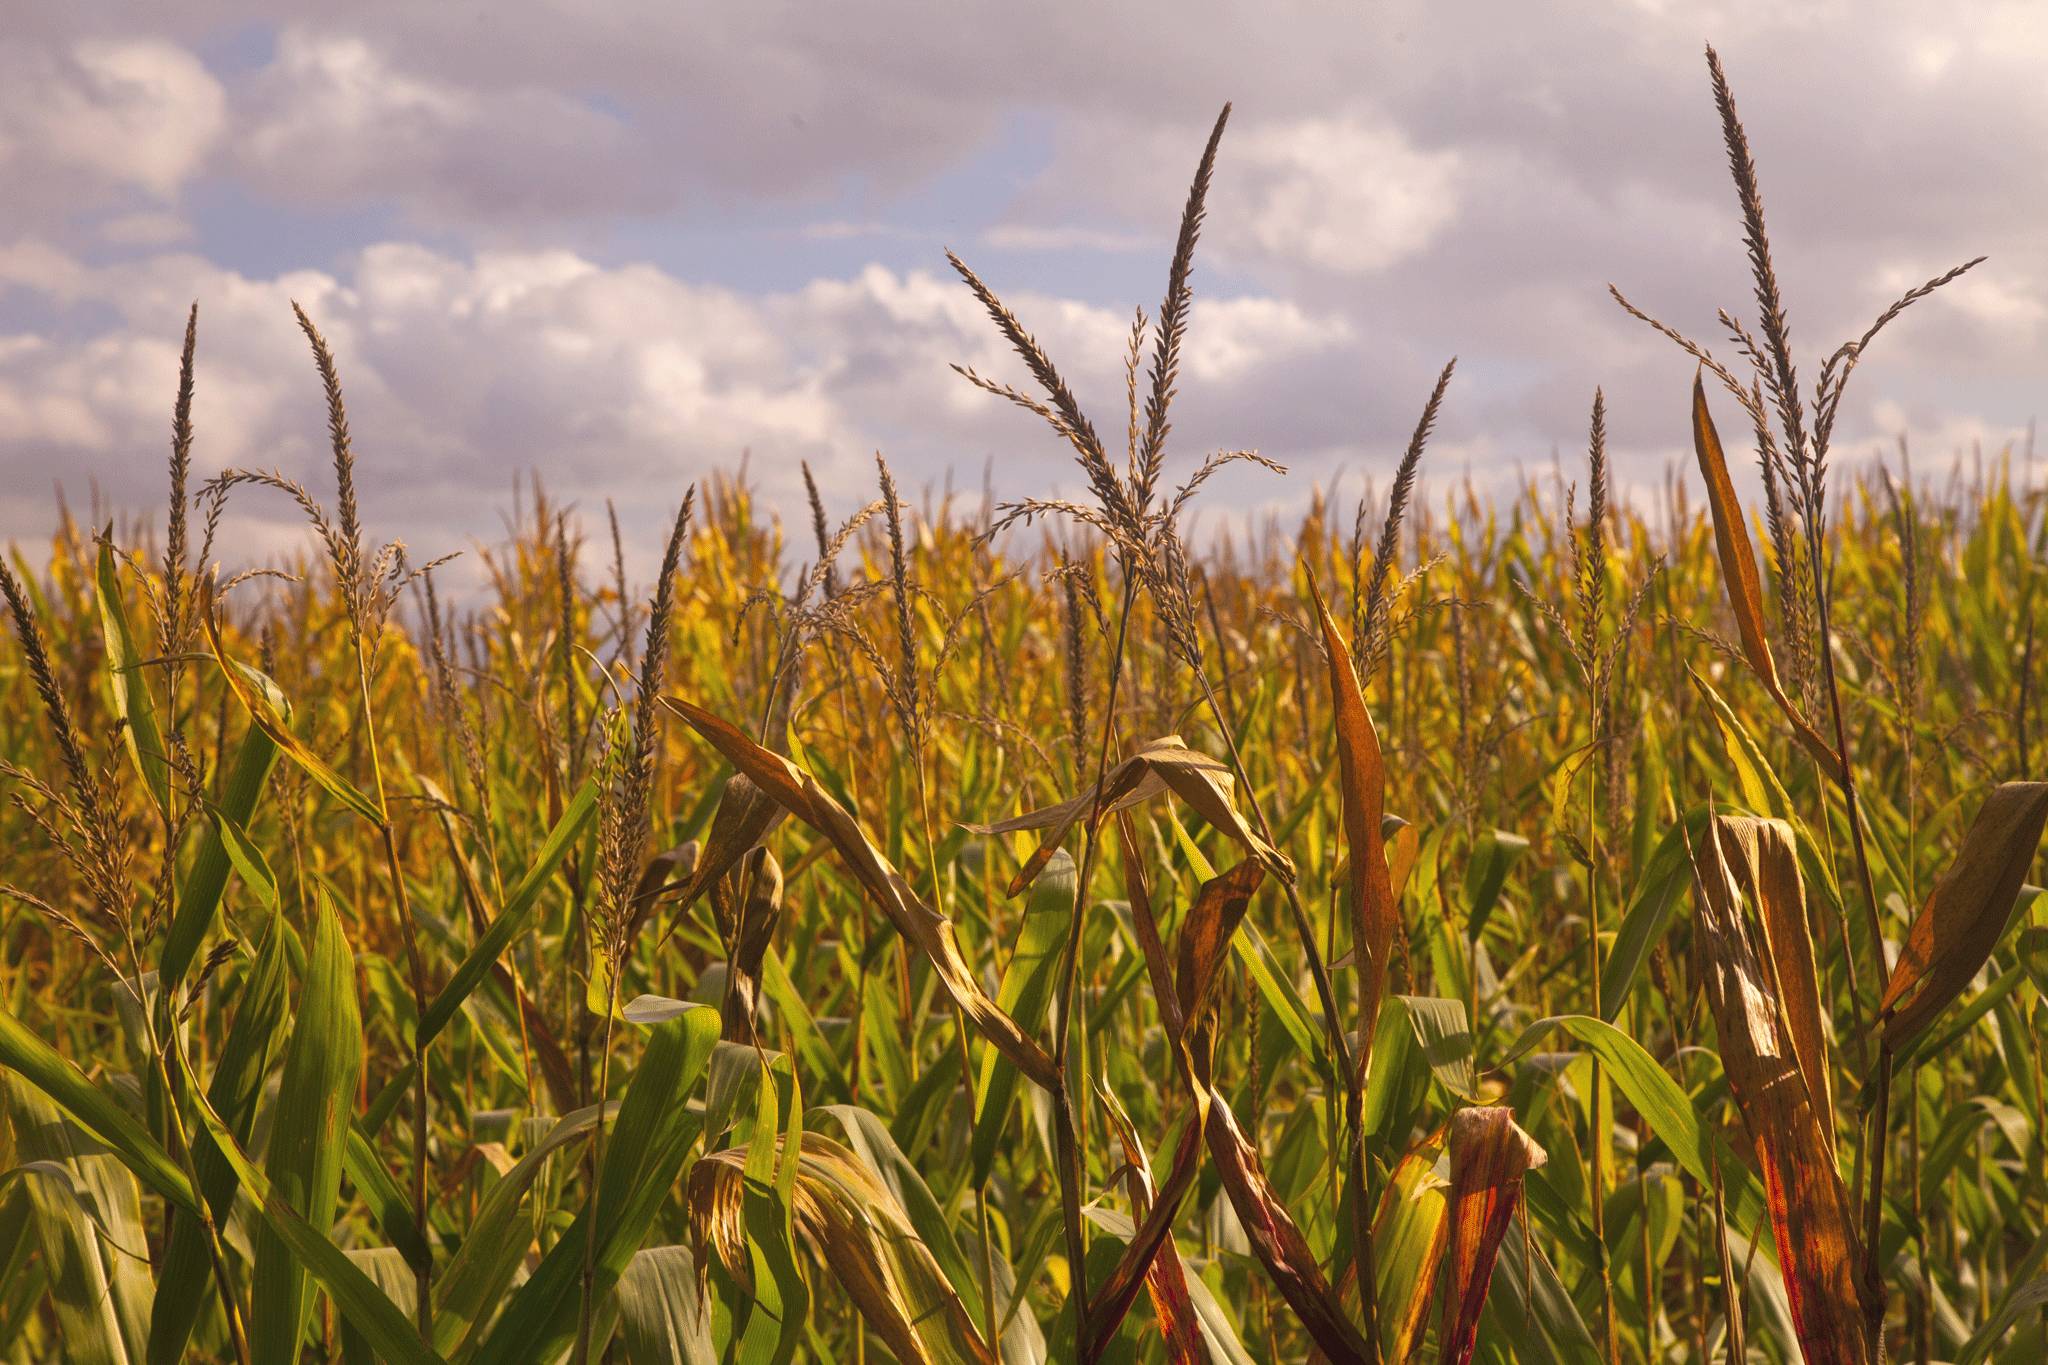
[
  {"x1": 1306, "y1": 570, "x2": 1398, "y2": 1076},
  {"x1": 1689, "y1": 377, "x2": 1844, "y2": 782},
  {"x1": 1878, "y1": 780, "x2": 2048, "y2": 1053},
  {"x1": 204, "y1": 610, "x2": 384, "y2": 824},
  {"x1": 159, "y1": 723, "x2": 281, "y2": 992},
  {"x1": 615, "y1": 1245, "x2": 717, "y2": 1365},
  {"x1": 971, "y1": 849, "x2": 1076, "y2": 1186},
  {"x1": 184, "y1": 1076, "x2": 443, "y2": 1365},
  {"x1": 94, "y1": 539, "x2": 169, "y2": 819},
  {"x1": 961, "y1": 733, "x2": 1290, "y2": 893},
  {"x1": 249, "y1": 895, "x2": 366, "y2": 1365},
  {"x1": 431, "y1": 1103, "x2": 607, "y2": 1355},
  {"x1": 148, "y1": 912, "x2": 294, "y2": 1364},
  {"x1": 1690, "y1": 815, "x2": 1871, "y2": 1365},
  {"x1": 1495, "y1": 1014, "x2": 1769, "y2": 1241},
  {"x1": 3, "y1": 1084, "x2": 149, "y2": 1365},
  {"x1": 1441, "y1": 1106, "x2": 1547, "y2": 1365},
  {"x1": 1462, "y1": 828, "x2": 1530, "y2": 944},
  {"x1": 0, "y1": 1009, "x2": 194, "y2": 1213},
  {"x1": 1600, "y1": 808, "x2": 1710, "y2": 1019},
  {"x1": 666, "y1": 696, "x2": 1059, "y2": 1093},
  {"x1": 691, "y1": 1131, "x2": 994, "y2": 1365},
  {"x1": 363, "y1": 776, "x2": 599, "y2": 1139},
  {"x1": 1372, "y1": 1146, "x2": 1449, "y2": 1362},
  {"x1": 1709, "y1": 815, "x2": 1836, "y2": 1149},
  {"x1": 472, "y1": 1003, "x2": 719, "y2": 1363}
]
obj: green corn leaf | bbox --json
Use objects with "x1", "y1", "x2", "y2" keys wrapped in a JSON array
[
  {"x1": 249, "y1": 896, "x2": 366, "y2": 1365},
  {"x1": 94, "y1": 539, "x2": 169, "y2": 819},
  {"x1": 0, "y1": 1009, "x2": 194, "y2": 1214},
  {"x1": 615, "y1": 1245, "x2": 717, "y2": 1365},
  {"x1": 159, "y1": 723, "x2": 281, "y2": 992},
  {"x1": 343, "y1": 1128, "x2": 432, "y2": 1276},
  {"x1": 1497, "y1": 1014, "x2": 1769, "y2": 1247},
  {"x1": 1390, "y1": 995, "x2": 1478, "y2": 1100},
  {"x1": 1462, "y1": 827, "x2": 1530, "y2": 942},
  {"x1": 184, "y1": 1077, "x2": 442, "y2": 1365},
  {"x1": 3, "y1": 1084, "x2": 151, "y2": 1365},
  {"x1": 971, "y1": 849, "x2": 1075, "y2": 1185},
  {"x1": 433, "y1": 1104, "x2": 610, "y2": 1355},
  {"x1": 149, "y1": 913, "x2": 294, "y2": 1364},
  {"x1": 472, "y1": 1003, "x2": 719, "y2": 1363},
  {"x1": 363, "y1": 777, "x2": 598, "y2": 1138},
  {"x1": 1600, "y1": 808, "x2": 1710, "y2": 1018}
]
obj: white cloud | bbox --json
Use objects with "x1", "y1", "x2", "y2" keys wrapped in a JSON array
[
  {"x1": 1226, "y1": 118, "x2": 1463, "y2": 275},
  {"x1": 0, "y1": 241, "x2": 1363, "y2": 570},
  {"x1": 1, "y1": 0, "x2": 2044, "y2": 556},
  {"x1": 0, "y1": 38, "x2": 223, "y2": 206},
  {"x1": 231, "y1": 29, "x2": 659, "y2": 225}
]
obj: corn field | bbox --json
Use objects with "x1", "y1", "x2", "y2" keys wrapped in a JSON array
[{"x1": 1, "y1": 47, "x2": 2045, "y2": 1365}]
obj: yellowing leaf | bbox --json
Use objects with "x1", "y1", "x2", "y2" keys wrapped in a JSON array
[
  {"x1": 204, "y1": 610, "x2": 385, "y2": 825},
  {"x1": 665, "y1": 696, "x2": 1057, "y2": 1093},
  {"x1": 94, "y1": 538, "x2": 169, "y2": 817},
  {"x1": 690, "y1": 1133, "x2": 994, "y2": 1365},
  {"x1": 963, "y1": 735, "x2": 1290, "y2": 895}
]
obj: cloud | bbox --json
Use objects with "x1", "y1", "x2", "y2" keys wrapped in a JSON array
[
  {"x1": 1223, "y1": 117, "x2": 1463, "y2": 275},
  {"x1": 0, "y1": 37, "x2": 224, "y2": 223},
  {"x1": 231, "y1": 29, "x2": 660, "y2": 228},
  {"x1": 979, "y1": 225, "x2": 1158, "y2": 254},
  {"x1": 96, "y1": 211, "x2": 194, "y2": 247},
  {"x1": 0, "y1": 240, "x2": 1367, "y2": 577},
  {"x1": 0, "y1": 1, "x2": 2043, "y2": 564}
]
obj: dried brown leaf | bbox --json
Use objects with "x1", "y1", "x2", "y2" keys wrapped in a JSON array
[
  {"x1": 1095, "y1": 1082, "x2": 1207, "y2": 1365},
  {"x1": 1878, "y1": 780, "x2": 2048, "y2": 1052},
  {"x1": 1305, "y1": 569, "x2": 1398, "y2": 1082},
  {"x1": 1691, "y1": 814, "x2": 1870, "y2": 1365},
  {"x1": 1441, "y1": 1106, "x2": 1546, "y2": 1365},
  {"x1": 1711, "y1": 815, "x2": 1834, "y2": 1149},
  {"x1": 1690, "y1": 376, "x2": 1844, "y2": 783}
]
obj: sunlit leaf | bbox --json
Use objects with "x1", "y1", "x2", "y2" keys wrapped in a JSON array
[{"x1": 1878, "y1": 781, "x2": 2048, "y2": 1053}]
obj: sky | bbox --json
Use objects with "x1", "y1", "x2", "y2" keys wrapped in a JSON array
[{"x1": 2, "y1": 2, "x2": 2043, "y2": 580}]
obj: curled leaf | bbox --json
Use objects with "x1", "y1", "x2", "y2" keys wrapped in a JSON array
[
  {"x1": 1878, "y1": 780, "x2": 2048, "y2": 1052},
  {"x1": 690, "y1": 1132, "x2": 994, "y2": 1365},
  {"x1": 633, "y1": 771, "x2": 786, "y2": 943},
  {"x1": 1441, "y1": 1106, "x2": 1546, "y2": 1365},
  {"x1": 1175, "y1": 858, "x2": 1267, "y2": 1030},
  {"x1": 963, "y1": 735, "x2": 1290, "y2": 894},
  {"x1": 1690, "y1": 815, "x2": 1871, "y2": 1365},
  {"x1": 717, "y1": 850, "x2": 785, "y2": 1043}
]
